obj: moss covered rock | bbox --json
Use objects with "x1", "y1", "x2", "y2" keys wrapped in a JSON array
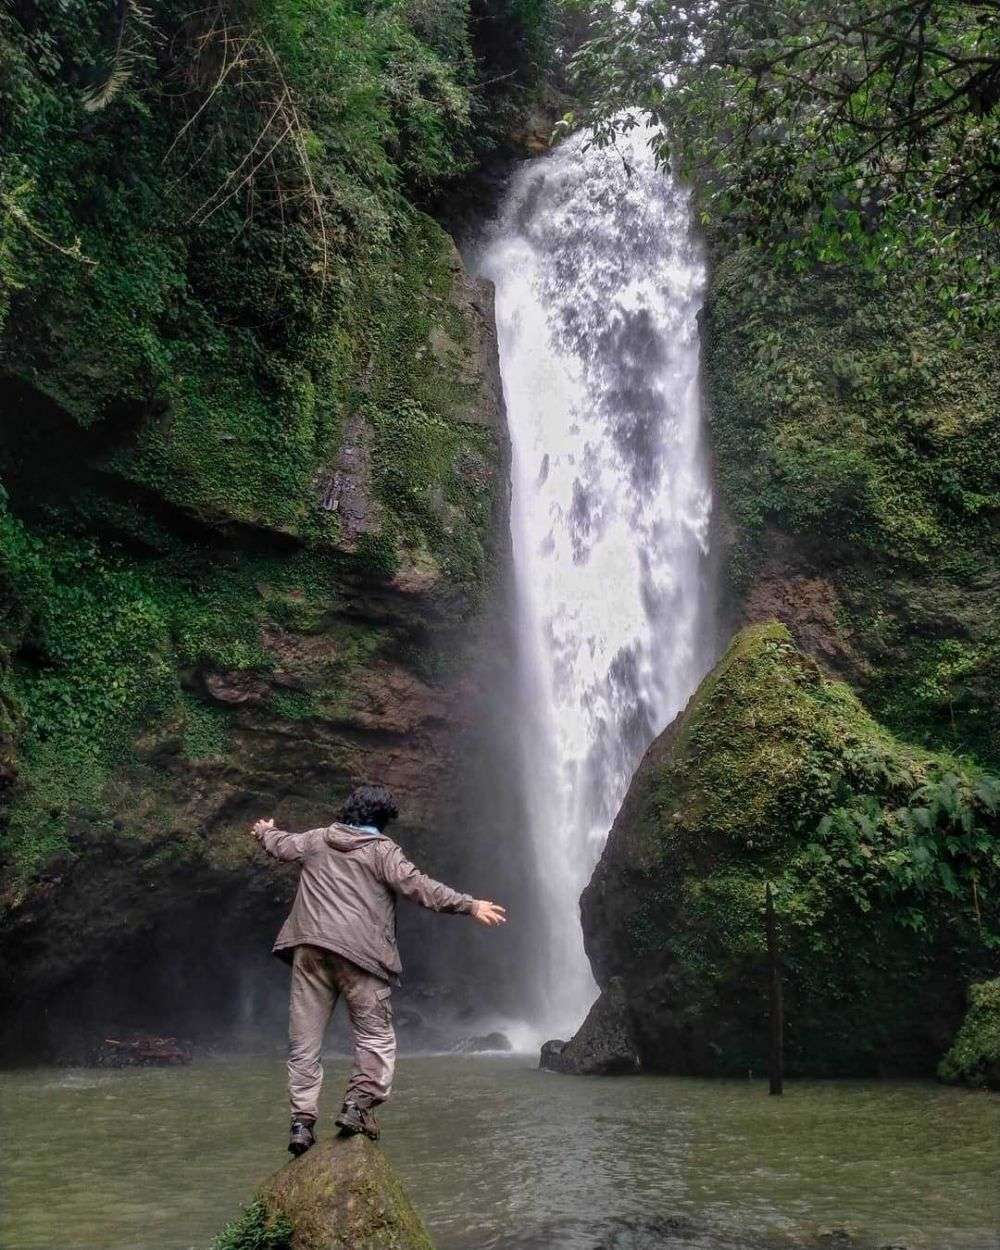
[
  {"x1": 256, "y1": 1135, "x2": 434, "y2": 1250},
  {"x1": 580, "y1": 622, "x2": 1000, "y2": 1077},
  {"x1": 938, "y1": 979, "x2": 1000, "y2": 1091}
]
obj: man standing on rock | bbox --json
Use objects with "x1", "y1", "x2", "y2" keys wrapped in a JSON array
[{"x1": 253, "y1": 783, "x2": 506, "y2": 1155}]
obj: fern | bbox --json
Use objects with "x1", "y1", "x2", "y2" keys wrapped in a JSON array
[
  {"x1": 81, "y1": 0, "x2": 155, "y2": 113},
  {"x1": 210, "y1": 1200, "x2": 293, "y2": 1250}
]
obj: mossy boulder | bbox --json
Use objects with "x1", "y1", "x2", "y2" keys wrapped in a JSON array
[
  {"x1": 255, "y1": 1135, "x2": 434, "y2": 1250},
  {"x1": 938, "y1": 979, "x2": 1000, "y2": 1091},
  {"x1": 580, "y1": 622, "x2": 1000, "y2": 1077}
]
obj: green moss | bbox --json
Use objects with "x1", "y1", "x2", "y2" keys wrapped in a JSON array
[
  {"x1": 0, "y1": 0, "x2": 525, "y2": 891},
  {"x1": 0, "y1": 0, "x2": 508, "y2": 597},
  {"x1": 938, "y1": 979, "x2": 1000, "y2": 1090},
  {"x1": 256, "y1": 1136, "x2": 434, "y2": 1250},
  {"x1": 181, "y1": 695, "x2": 233, "y2": 761},
  {"x1": 0, "y1": 501, "x2": 377, "y2": 878},
  {"x1": 269, "y1": 689, "x2": 318, "y2": 722}
]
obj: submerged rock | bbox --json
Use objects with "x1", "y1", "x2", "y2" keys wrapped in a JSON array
[
  {"x1": 91, "y1": 1033, "x2": 192, "y2": 1067},
  {"x1": 501, "y1": 1213, "x2": 910, "y2": 1249},
  {"x1": 254, "y1": 1133, "x2": 435, "y2": 1250},
  {"x1": 540, "y1": 980, "x2": 639, "y2": 1075},
  {"x1": 539, "y1": 1039, "x2": 569, "y2": 1070}
]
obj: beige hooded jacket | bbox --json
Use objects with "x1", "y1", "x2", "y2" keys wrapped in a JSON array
[{"x1": 257, "y1": 822, "x2": 474, "y2": 983}]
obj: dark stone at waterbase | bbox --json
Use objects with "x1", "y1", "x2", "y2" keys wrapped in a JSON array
[
  {"x1": 539, "y1": 979, "x2": 640, "y2": 1075},
  {"x1": 539, "y1": 1039, "x2": 570, "y2": 1071},
  {"x1": 217, "y1": 1132, "x2": 435, "y2": 1250},
  {"x1": 90, "y1": 1033, "x2": 192, "y2": 1067},
  {"x1": 453, "y1": 1030, "x2": 512, "y2": 1053}
]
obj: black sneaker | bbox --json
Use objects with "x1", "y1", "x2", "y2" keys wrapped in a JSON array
[
  {"x1": 335, "y1": 1101, "x2": 380, "y2": 1141},
  {"x1": 288, "y1": 1118, "x2": 315, "y2": 1156}
]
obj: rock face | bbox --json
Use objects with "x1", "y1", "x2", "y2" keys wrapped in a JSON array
[
  {"x1": 540, "y1": 979, "x2": 639, "y2": 1075},
  {"x1": 257, "y1": 1136, "x2": 434, "y2": 1250},
  {"x1": 0, "y1": 228, "x2": 523, "y2": 1057},
  {"x1": 578, "y1": 622, "x2": 1000, "y2": 1077},
  {"x1": 0, "y1": 0, "x2": 541, "y2": 1052}
]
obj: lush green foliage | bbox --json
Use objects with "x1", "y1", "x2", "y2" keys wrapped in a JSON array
[
  {"x1": 0, "y1": 0, "x2": 506, "y2": 563},
  {"x1": 0, "y1": 476, "x2": 440, "y2": 881},
  {"x1": 211, "y1": 1200, "x2": 293, "y2": 1250},
  {"x1": 705, "y1": 251, "x2": 1000, "y2": 764},
  {"x1": 566, "y1": 0, "x2": 998, "y2": 325},
  {"x1": 0, "y1": 0, "x2": 540, "y2": 886},
  {"x1": 665, "y1": 625, "x2": 999, "y2": 950},
  {"x1": 938, "y1": 977, "x2": 1000, "y2": 1088}
]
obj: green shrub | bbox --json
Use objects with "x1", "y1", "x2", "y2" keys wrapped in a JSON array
[
  {"x1": 181, "y1": 696, "x2": 233, "y2": 762},
  {"x1": 938, "y1": 979, "x2": 1000, "y2": 1090},
  {"x1": 210, "y1": 1199, "x2": 293, "y2": 1250}
]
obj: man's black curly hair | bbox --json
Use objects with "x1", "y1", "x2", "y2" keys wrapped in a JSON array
[{"x1": 340, "y1": 783, "x2": 399, "y2": 832}]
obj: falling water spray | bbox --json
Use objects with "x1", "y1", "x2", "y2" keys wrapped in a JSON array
[{"x1": 476, "y1": 127, "x2": 716, "y2": 1040}]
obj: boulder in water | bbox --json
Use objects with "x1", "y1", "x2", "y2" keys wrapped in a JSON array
[
  {"x1": 453, "y1": 1030, "x2": 512, "y2": 1053},
  {"x1": 251, "y1": 1133, "x2": 435, "y2": 1250},
  {"x1": 579, "y1": 622, "x2": 1000, "y2": 1077},
  {"x1": 92, "y1": 1033, "x2": 192, "y2": 1067},
  {"x1": 539, "y1": 1039, "x2": 569, "y2": 1071},
  {"x1": 539, "y1": 979, "x2": 639, "y2": 1075}
]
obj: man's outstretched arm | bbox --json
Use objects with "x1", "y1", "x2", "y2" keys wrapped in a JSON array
[
  {"x1": 378, "y1": 843, "x2": 507, "y2": 926},
  {"x1": 251, "y1": 818, "x2": 322, "y2": 863}
]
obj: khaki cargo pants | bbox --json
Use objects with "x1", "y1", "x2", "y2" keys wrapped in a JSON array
[{"x1": 288, "y1": 944, "x2": 396, "y2": 1123}]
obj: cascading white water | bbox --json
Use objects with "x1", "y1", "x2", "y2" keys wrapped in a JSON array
[{"x1": 476, "y1": 127, "x2": 716, "y2": 1040}]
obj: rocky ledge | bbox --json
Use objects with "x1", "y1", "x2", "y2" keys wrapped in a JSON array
[{"x1": 540, "y1": 979, "x2": 639, "y2": 1076}]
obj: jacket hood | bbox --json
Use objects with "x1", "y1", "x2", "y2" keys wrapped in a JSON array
[{"x1": 323, "y1": 822, "x2": 388, "y2": 852}]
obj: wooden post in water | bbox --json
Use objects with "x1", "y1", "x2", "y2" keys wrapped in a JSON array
[{"x1": 765, "y1": 882, "x2": 784, "y2": 1096}]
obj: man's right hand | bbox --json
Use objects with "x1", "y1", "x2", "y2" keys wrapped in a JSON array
[{"x1": 471, "y1": 900, "x2": 507, "y2": 927}]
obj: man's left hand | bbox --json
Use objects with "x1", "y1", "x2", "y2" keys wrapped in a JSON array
[
  {"x1": 252, "y1": 817, "x2": 275, "y2": 841},
  {"x1": 471, "y1": 899, "x2": 507, "y2": 926}
]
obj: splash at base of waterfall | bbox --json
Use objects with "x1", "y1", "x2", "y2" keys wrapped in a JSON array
[{"x1": 476, "y1": 127, "x2": 716, "y2": 1039}]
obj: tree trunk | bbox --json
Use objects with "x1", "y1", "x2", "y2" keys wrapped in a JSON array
[{"x1": 766, "y1": 882, "x2": 784, "y2": 1096}]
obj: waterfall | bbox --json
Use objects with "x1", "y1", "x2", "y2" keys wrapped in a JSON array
[{"x1": 475, "y1": 127, "x2": 716, "y2": 1040}]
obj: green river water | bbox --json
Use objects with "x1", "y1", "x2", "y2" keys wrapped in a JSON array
[{"x1": 2, "y1": 1054, "x2": 997, "y2": 1250}]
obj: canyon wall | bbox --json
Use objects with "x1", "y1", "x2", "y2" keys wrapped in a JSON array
[{"x1": 0, "y1": 0, "x2": 547, "y2": 1055}]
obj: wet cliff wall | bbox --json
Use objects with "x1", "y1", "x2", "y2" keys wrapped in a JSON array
[
  {"x1": 0, "y1": 0, "x2": 549, "y2": 1056},
  {"x1": 702, "y1": 250, "x2": 999, "y2": 769}
]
